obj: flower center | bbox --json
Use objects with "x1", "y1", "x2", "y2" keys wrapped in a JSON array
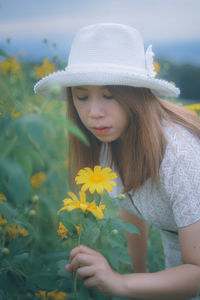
[
  {"x1": 80, "y1": 203, "x2": 88, "y2": 211},
  {"x1": 90, "y1": 174, "x2": 104, "y2": 183}
]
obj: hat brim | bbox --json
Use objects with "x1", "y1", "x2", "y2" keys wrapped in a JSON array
[{"x1": 34, "y1": 65, "x2": 180, "y2": 98}]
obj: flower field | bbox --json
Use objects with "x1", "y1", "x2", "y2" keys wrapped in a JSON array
[{"x1": 0, "y1": 49, "x2": 199, "y2": 300}]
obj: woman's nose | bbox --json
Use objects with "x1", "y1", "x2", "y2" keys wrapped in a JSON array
[{"x1": 88, "y1": 98, "x2": 104, "y2": 118}]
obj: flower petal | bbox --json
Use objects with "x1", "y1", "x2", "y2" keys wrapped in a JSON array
[
  {"x1": 68, "y1": 192, "x2": 79, "y2": 203},
  {"x1": 79, "y1": 191, "x2": 86, "y2": 203},
  {"x1": 94, "y1": 165, "x2": 102, "y2": 173},
  {"x1": 75, "y1": 166, "x2": 118, "y2": 194}
]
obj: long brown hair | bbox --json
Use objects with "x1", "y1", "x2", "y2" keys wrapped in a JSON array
[{"x1": 66, "y1": 86, "x2": 200, "y2": 193}]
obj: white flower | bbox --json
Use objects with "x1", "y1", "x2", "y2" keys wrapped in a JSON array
[{"x1": 145, "y1": 45, "x2": 156, "y2": 77}]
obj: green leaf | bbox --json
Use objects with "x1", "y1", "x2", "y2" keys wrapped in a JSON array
[
  {"x1": 78, "y1": 284, "x2": 90, "y2": 300},
  {"x1": 65, "y1": 119, "x2": 89, "y2": 145},
  {"x1": 28, "y1": 148, "x2": 45, "y2": 169},
  {"x1": 9, "y1": 235, "x2": 32, "y2": 256},
  {"x1": 0, "y1": 290, "x2": 7, "y2": 300},
  {"x1": 11, "y1": 252, "x2": 29, "y2": 265},
  {"x1": 0, "y1": 136, "x2": 18, "y2": 159},
  {"x1": 59, "y1": 209, "x2": 85, "y2": 233},
  {"x1": 0, "y1": 273, "x2": 9, "y2": 294},
  {"x1": 0, "y1": 201, "x2": 17, "y2": 222},
  {"x1": 101, "y1": 192, "x2": 119, "y2": 218},
  {"x1": 7, "y1": 163, "x2": 29, "y2": 205},
  {"x1": 104, "y1": 247, "x2": 120, "y2": 269},
  {"x1": 112, "y1": 297, "x2": 129, "y2": 300},
  {"x1": 81, "y1": 217, "x2": 101, "y2": 246},
  {"x1": 110, "y1": 218, "x2": 140, "y2": 235},
  {"x1": 120, "y1": 220, "x2": 140, "y2": 234},
  {"x1": 44, "y1": 251, "x2": 67, "y2": 262},
  {"x1": 45, "y1": 114, "x2": 89, "y2": 145},
  {"x1": 109, "y1": 234, "x2": 124, "y2": 248},
  {"x1": 23, "y1": 116, "x2": 46, "y2": 148},
  {"x1": 104, "y1": 247, "x2": 131, "y2": 270},
  {"x1": 117, "y1": 251, "x2": 132, "y2": 265},
  {"x1": 14, "y1": 148, "x2": 32, "y2": 177},
  {"x1": 57, "y1": 259, "x2": 70, "y2": 278},
  {"x1": 32, "y1": 274, "x2": 58, "y2": 290},
  {"x1": 0, "y1": 160, "x2": 29, "y2": 205}
]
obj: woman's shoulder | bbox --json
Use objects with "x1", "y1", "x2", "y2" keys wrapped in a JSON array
[
  {"x1": 160, "y1": 121, "x2": 200, "y2": 228},
  {"x1": 160, "y1": 120, "x2": 200, "y2": 191},
  {"x1": 162, "y1": 120, "x2": 200, "y2": 160}
]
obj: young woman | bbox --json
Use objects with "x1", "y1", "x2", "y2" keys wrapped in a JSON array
[{"x1": 34, "y1": 23, "x2": 200, "y2": 300}]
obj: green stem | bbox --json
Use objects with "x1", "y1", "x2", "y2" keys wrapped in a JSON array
[
  {"x1": 73, "y1": 225, "x2": 82, "y2": 300},
  {"x1": 73, "y1": 271, "x2": 78, "y2": 300},
  {"x1": 92, "y1": 192, "x2": 101, "y2": 208},
  {"x1": 1, "y1": 227, "x2": 6, "y2": 248}
]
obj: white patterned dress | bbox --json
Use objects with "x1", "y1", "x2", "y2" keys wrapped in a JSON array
[{"x1": 103, "y1": 122, "x2": 200, "y2": 300}]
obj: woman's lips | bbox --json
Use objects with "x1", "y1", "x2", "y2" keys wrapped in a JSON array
[{"x1": 92, "y1": 127, "x2": 111, "y2": 135}]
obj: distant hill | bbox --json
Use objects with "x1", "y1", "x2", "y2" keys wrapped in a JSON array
[
  {"x1": 0, "y1": 38, "x2": 199, "y2": 101},
  {"x1": 152, "y1": 40, "x2": 200, "y2": 66},
  {"x1": 0, "y1": 37, "x2": 200, "y2": 66},
  {"x1": 157, "y1": 58, "x2": 200, "y2": 101}
]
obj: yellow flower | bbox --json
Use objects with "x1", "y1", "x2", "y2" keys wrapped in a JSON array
[
  {"x1": 75, "y1": 166, "x2": 117, "y2": 194},
  {"x1": 35, "y1": 290, "x2": 67, "y2": 300},
  {"x1": 184, "y1": 103, "x2": 200, "y2": 113},
  {"x1": 0, "y1": 57, "x2": 21, "y2": 74},
  {"x1": 0, "y1": 193, "x2": 7, "y2": 202},
  {"x1": 34, "y1": 59, "x2": 56, "y2": 79},
  {"x1": 153, "y1": 61, "x2": 160, "y2": 74},
  {"x1": 0, "y1": 59, "x2": 11, "y2": 74},
  {"x1": 10, "y1": 108, "x2": 22, "y2": 118},
  {"x1": 6, "y1": 224, "x2": 28, "y2": 239},
  {"x1": 26, "y1": 104, "x2": 34, "y2": 114},
  {"x1": 76, "y1": 225, "x2": 83, "y2": 235},
  {"x1": 48, "y1": 290, "x2": 67, "y2": 300},
  {"x1": 0, "y1": 214, "x2": 7, "y2": 230},
  {"x1": 0, "y1": 214, "x2": 28, "y2": 237},
  {"x1": 35, "y1": 290, "x2": 47, "y2": 300},
  {"x1": 57, "y1": 222, "x2": 68, "y2": 239},
  {"x1": 88, "y1": 202, "x2": 106, "y2": 219},
  {"x1": 30, "y1": 172, "x2": 46, "y2": 189},
  {"x1": 57, "y1": 191, "x2": 106, "y2": 219},
  {"x1": 10, "y1": 57, "x2": 21, "y2": 73}
]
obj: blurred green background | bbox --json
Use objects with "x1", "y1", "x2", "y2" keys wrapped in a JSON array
[{"x1": 0, "y1": 39, "x2": 199, "y2": 299}]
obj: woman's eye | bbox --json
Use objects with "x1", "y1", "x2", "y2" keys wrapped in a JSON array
[
  {"x1": 77, "y1": 96, "x2": 88, "y2": 101},
  {"x1": 104, "y1": 95, "x2": 113, "y2": 99}
]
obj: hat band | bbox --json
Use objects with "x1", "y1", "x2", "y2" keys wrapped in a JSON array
[{"x1": 66, "y1": 63, "x2": 150, "y2": 77}]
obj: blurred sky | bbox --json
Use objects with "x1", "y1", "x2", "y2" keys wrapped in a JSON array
[{"x1": 0, "y1": 0, "x2": 200, "y2": 64}]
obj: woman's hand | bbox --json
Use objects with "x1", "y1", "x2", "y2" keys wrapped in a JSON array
[{"x1": 65, "y1": 245, "x2": 123, "y2": 296}]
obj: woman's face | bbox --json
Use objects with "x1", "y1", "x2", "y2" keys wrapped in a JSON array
[{"x1": 71, "y1": 85, "x2": 129, "y2": 143}]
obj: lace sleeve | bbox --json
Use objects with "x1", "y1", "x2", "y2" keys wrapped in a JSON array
[{"x1": 161, "y1": 125, "x2": 200, "y2": 228}]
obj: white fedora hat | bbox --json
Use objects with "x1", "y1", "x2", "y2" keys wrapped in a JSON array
[{"x1": 34, "y1": 23, "x2": 180, "y2": 97}]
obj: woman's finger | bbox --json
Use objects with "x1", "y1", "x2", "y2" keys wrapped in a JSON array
[
  {"x1": 70, "y1": 245, "x2": 101, "y2": 261},
  {"x1": 65, "y1": 264, "x2": 73, "y2": 273},
  {"x1": 83, "y1": 275, "x2": 98, "y2": 288},
  {"x1": 69, "y1": 253, "x2": 99, "y2": 271},
  {"x1": 77, "y1": 265, "x2": 95, "y2": 280}
]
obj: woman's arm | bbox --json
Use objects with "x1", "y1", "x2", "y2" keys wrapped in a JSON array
[
  {"x1": 66, "y1": 220, "x2": 200, "y2": 299},
  {"x1": 119, "y1": 208, "x2": 148, "y2": 273},
  {"x1": 121, "y1": 220, "x2": 200, "y2": 299}
]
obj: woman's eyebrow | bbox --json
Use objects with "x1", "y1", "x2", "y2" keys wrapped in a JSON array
[
  {"x1": 73, "y1": 86, "x2": 109, "y2": 91},
  {"x1": 73, "y1": 86, "x2": 87, "y2": 91}
]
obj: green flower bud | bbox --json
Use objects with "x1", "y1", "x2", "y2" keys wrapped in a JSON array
[
  {"x1": 29, "y1": 209, "x2": 36, "y2": 217},
  {"x1": 2, "y1": 247, "x2": 10, "y2": 256},
  {"x1": 111, "y1": 229, "x2": 118, "y2": 235},
  {"x1": 118, "y1": 193, "x2": 126, "y2": 200},
  {"x1": 26, "y1": 293, "x2": 33, "y2": 299},
  {"x1": 32, "y1": 195, "x2": 39, "y2": 203}
]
